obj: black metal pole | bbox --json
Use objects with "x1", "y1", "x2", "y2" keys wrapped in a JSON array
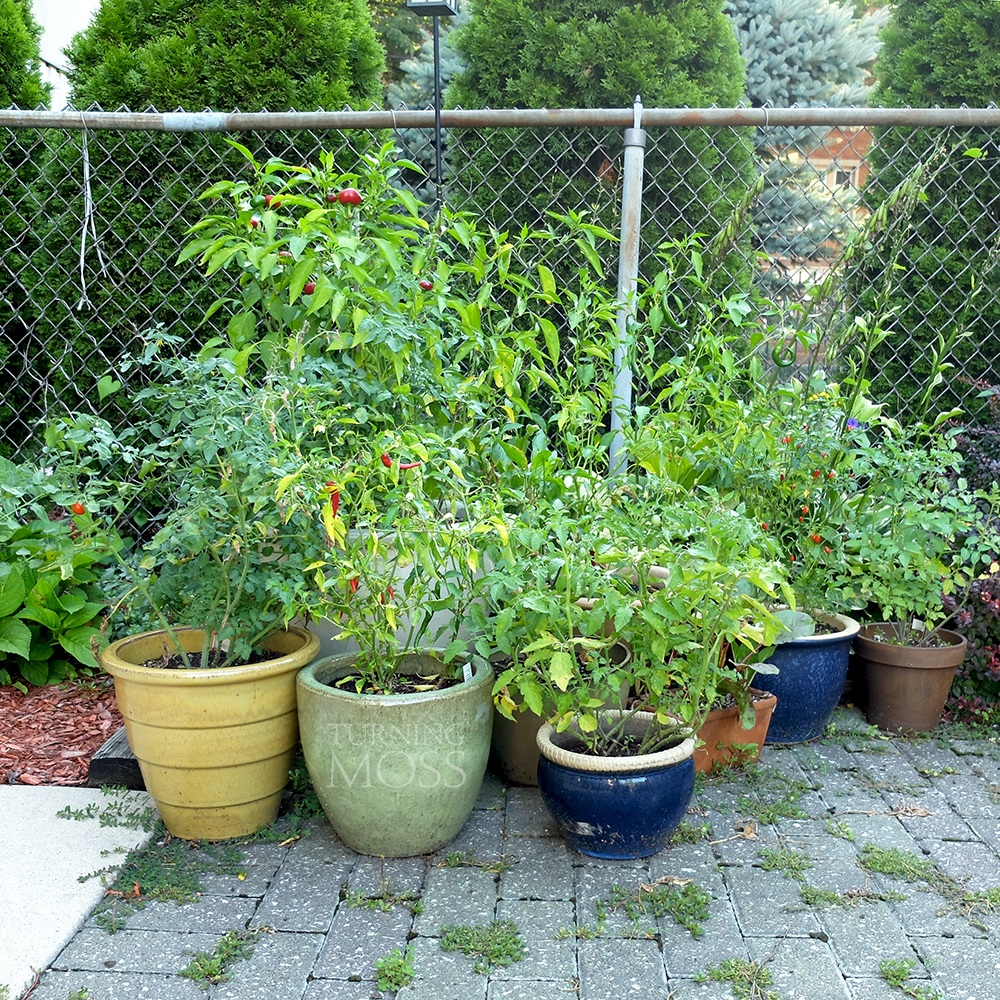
[{"x1": 432, "y1": 14, "x2": 443, "y2": 211}]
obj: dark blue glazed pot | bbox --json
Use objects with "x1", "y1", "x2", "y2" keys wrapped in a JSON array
[
  {"x1": 535, "y1": 713, "x2": 695, "y2": 859},
  {"x1": 755, "y1": 613, "x2": 860, "y2": 743}
]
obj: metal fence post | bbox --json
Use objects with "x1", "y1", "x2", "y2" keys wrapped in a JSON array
[{"x1": 609, "y1": 96, "x2": 646, "y2": 477}]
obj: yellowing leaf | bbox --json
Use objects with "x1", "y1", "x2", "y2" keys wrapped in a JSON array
[
  {"x1": 549, "y1": 650, "x2": 575, "y2": 691},
  {"x1": 578, "y1": 713, "x2": 598, "y2": 732}
]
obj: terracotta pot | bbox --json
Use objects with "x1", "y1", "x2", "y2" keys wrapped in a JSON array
[
  {"x1": 854, "y1": 625, "x2": 968, "y2": 733},
  {"x1": 694, "y1": 688, "x2": 777, "y2": 773},
  {"x1": 101, "y1": 625, "x2": 320, "y2": 840}
]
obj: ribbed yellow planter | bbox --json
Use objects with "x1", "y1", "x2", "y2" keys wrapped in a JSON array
[{"x1": 101, "y1": 626, "x2": 319, "y2": 840}]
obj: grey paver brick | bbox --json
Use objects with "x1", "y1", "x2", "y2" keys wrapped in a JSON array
[
  {"x1": 835, "y1": 814, "x2": 924, "y2": 855},
  {"x1": 819, "y1": 902, "x2": 914, "y2": 976},
  {"x1": 966, "y1": 815, "x2": 1000, "y2": 855},
  {"x1": 411, "y1": 864, "x2": 498, "y2": 934},
  {"x1": 395, "y1": 934, "x2": 488, "y2": 998},
  {"x1": 726, "y1": 866, "x2": 822, "y2": 937},
  {"x1": 746, "y1": 936, "x2": 851, "y2": 1000},
  {"x1": 845, "y1": 977, "x2": 924, "y2": 1000},
  {"x1": 441, "y1": 807, "x2": 505, "y2": 858},
  {"x1": 25, "y1": 971, "x2": 207, "y2": 1000},
  {"x1": 659, "y1": 887, "x2": 745, "y2": 979},
  {"x1": 212, "y1": 929, "x2": 325, "y2": 1000},
  {"x1": 312, "y1": 905, "x2": 412, "y2": 980},
  {"x1": 302, "y1": 980, "x2": 381, "y2": 1000},
  {"x1": 914, "y1": 935, "x2": 1000, "y2": 999},
  {"x1": 929, "y1": 774, "x2": 1000, "y2": 818},
  {"x1": 345, "y1": 854, "x2": 426, "y2": 897},
  {"x1": 571, "y1": 863, "x2": 650, "y2": 938},
  {"x1": 893, "y1": 788, "x2": 977, "y2": 841},
  {"x1": 250, "y1": 861, "x2": 347, "y2": 932},
  {"x1": 498, "y1": 837, "x2": 574, "y2": 900},
  {"x1": 198, "y1": 841, "x2": 288, "y2": 897},
  {"x1": 52, "y1": 927, "x2": 220, "y2": 975},
  {"x1": 84, "y1": 895, "x2": 259, "y2": 934},
  {"x1": 898, "y1": 741, "x2": 972, "y2": 774},
  {"x1": 475, "y1": 771, "x2": 507, "y2": 810},
  {"x1": 487, "y1": 981, "x2": 579, "y2": 999},
  {"x1": 504, "y1": 787, "x2": 558, "y2": 838},
  {"x1": 283, "y1": 818, "x2": 358, "y2": 866},
  {"x1": 494, "y1": 898, "x2": 576, "y2": 980},
  {"x1": 665, "y1": 979, "x2": 739, "y2": 1000},
  {"x1": 578, "y1": 938, "x2": 668, "y2": 999},
  {"x1": 921, "y1": 839, "x2": 1000, "y2": 891},
  {"x1": 887, "y1": 883, "x2": 1000, "y2": 937}
]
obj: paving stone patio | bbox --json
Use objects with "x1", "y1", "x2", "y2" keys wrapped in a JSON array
[{"x1": 27, "y1": 708, "x2": 1000, "y2": 1000}]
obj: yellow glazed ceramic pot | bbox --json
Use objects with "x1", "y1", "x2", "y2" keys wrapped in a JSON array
[{"x1": 101, "y1": 625, "x2": 319, "y2": 839}]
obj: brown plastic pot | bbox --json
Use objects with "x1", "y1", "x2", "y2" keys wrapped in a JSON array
[
  {"x1": 854, "y1": 625, "x2": 968, "y2": 734},
  {"x1": 694, "y1": 689, "x2": 777, "y2": 773}
]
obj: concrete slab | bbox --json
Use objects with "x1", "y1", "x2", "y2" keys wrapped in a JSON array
[{"x1": 0, "y1": 786, "x2": 155, "y2": 1000}]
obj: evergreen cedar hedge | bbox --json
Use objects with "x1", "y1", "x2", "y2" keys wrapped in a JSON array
[
  {"x1": 445, "y1": 0, "x2": 756, "y2": 299},
  {"x1": 0, "y1": 0, "x2": 49, "y2": 109},
  {"x1": 856, "y1": 0, "x2": 1000, "y2": 424},
  {"x1": 1, "y1": 0, "x2": 386, "y2": 456}
]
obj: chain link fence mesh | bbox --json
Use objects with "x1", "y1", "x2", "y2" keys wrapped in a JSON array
[{"x1": 2, "y1": 108, "x2": 998, "y2": 461}]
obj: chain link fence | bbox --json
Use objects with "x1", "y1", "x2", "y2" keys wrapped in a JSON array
[{"x1": 3, "y1": 105, "x2": 1000, "y2": 461}]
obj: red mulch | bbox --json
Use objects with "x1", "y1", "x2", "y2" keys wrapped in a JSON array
[{"x1": 1, "y1": 678, "x2": 123, "y2": 786}]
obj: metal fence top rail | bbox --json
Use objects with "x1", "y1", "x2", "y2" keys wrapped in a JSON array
[{"x1": 2, "y1": 105, "x2": 1000, "y2": 132}]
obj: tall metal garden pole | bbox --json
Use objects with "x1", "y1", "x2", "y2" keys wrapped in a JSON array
[{"x1": 609, "y1": 96, "x2": 646, "y2": 477}]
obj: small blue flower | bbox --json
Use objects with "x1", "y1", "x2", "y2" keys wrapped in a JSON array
[{"x1": 845, "y1": 417, "x2": 866, "y2": 431}]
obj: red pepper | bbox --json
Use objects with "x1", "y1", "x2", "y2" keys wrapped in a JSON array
[
  {"x1": 330, "y1": 491, "x2": 340, "y2": 518},
  {"x1": 348, "y1": 577, "x2": 359, "y2": 595},
  {"x1": 381, "y1": 453, "x2": 393, "y2": 468},
  {"x1": 71, "y1": 502, "x2": 85, "y2": 515},
  {"x1": 398, "y1": 461, "x2": 422, "y2": 470},
  {"x1": 824, "y1": 546, "x2": 831, "y2": 554}
]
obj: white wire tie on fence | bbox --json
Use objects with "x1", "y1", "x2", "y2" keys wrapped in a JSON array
[{"x1": 76, "y1": 112, "x2": 107, "y2": 312}]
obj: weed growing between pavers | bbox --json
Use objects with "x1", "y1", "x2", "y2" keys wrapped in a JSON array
[
  {"x1": 822, "y1": 719, "x2": 897, "y2": 753},
  {"x1": 344, "y1": 876, "x2": 424, "y2": 914},
  {"x1": 375, "y1": 945, "x2": 416, "y2": 990},
  {"x1": 556, "y1": 899, "x2": 608, "y2": 940},
  {"x1": 758, "y1": 847, "x2": 813, "y2": 881},
  {"x1": 57, "y1": 785, "x2": 159, "y2": 831},
  {"x1": 798, "y1": 883, "x2": 907, "y2": 909},
  {"x1": 81, "y1": 835, "x2": 247, "y2": 933},
  {"x1": 669, "y1": 820, "x2": 712, "y2": 845},
  {"x1": 860, "y1": 843, "x2": 1000, "y2": 930},
  {"x1": 611, "y1": 879, "x2": 713, "y2": 938},
  {"x1": 557, "y1": 876, "x2": 713, "y2": 940},
  {"x1": 439, "y1": 920, "x2": 526, "y2": 975},
  {"x1": 914, "y1": 766, "x2": 961, "y2": 778},
  {"x1": 440, "y1": 850, "x2": 519, "y2": 874},
  {"x1": 696, "y1": 957, "x2": 778, "y2": 1000},
  {"x1": 879, "y1": 957, "x2": 947, "y2": 1000},
  {"x1": 178, "y1": 927, "x2": 262, "y2": 986},
  {"x1": 67, "y1": 990, "x2": 90, "y2": 999},
  {"x1": 824, "y1": 817, "x2": 855, "y2": 840}
]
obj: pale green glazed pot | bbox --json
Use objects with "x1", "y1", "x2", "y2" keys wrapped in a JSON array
[{"x1": 296, "y1": 650, "x2": 493, "y2": 857}]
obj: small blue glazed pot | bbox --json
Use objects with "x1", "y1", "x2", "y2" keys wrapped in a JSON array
[
  {"x1": 536, "y1": 712, "x2": 695, "y2": 859},
  {"x1": 756, "y1": 613, "x2": 860, "y2": 743}
]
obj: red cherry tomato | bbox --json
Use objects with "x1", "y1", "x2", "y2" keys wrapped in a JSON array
[
  {"x1": 338, "y1": 188, "x2": 362, "y2": 206},
  {"x1": 71, "y1": 502, "x2": 85, "y2": 515},
  {"x1": 303, "y1": 282, "x2": 316, "y2": 295},
  {"x1": 419, "y1": 279, "x2": 433, "y2": 291}
]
